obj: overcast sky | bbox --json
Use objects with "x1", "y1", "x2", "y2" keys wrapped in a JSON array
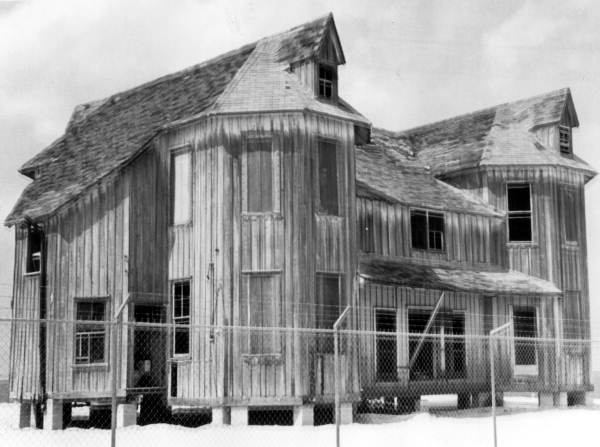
[{"x1": 1, "y1": 0, "x2": 599, "y2": 339}]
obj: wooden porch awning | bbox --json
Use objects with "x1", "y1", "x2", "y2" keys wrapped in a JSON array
[{"x1": 359, "y1": 259, "x2": 561, "y2": 295}]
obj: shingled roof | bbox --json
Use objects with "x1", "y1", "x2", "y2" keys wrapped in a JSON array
[
  {"x1": 373, "y1": 88, "x2": 597, "y2": 178},
  {"x1": 6, "y1": 13, "x2": 367, "y2": 226},
  {"x1": 360, "y1": 259, "x2": 561, "y2": 295}
]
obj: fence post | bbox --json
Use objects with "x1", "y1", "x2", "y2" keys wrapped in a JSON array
[
  {"x1": 110, "y1": 294, "x2": 130, "y2": 447},
  {"x1": 333, "y1": 306, "x2": 351, "y2": 447},
  {"x1": 489, "y1": 321, "x2": 512, "y2": 447}
]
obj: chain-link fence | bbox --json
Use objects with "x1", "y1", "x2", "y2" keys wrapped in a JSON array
[{"x1": 0, "y1": 315, "x2": 597, "y2": 446}]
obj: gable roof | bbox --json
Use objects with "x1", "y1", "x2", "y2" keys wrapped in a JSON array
[
  {"x1": 355, "y1": 138, "x2": 503, "y2": 217},
  {"x1": 6, "y1": 13, "x2": 367, "y2": 226},
  {"x1": 374, "y1": 88, "x2": 596, "y2": 178},
  {"x1": 360, "y1": 259, "x2": 561, "y2": 295}
]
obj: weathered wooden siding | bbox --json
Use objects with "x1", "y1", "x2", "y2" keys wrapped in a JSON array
[
  {"x1": 356, "y1": 197, "x2": 506, "y2": 268},
  {"x1": 161, "y1": 111, "x2": 357, "y2": 405}
]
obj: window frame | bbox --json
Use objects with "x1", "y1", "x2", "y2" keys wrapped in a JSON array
[
  {"x1": 25, "y1": 226, "x2": 42, "y2": 274},
  {"x1": 374, "y1": 307, "x2": 398, "y2": 382},
  {"x1": 511, "y1": 305, "x2": 539, "y2": 376},
  {"x1": 73, "y1": 297, "x2": 109, "y2": 367},
  {"x1": 171, "y1": 279, "x2": 191, "y2": 358},
  {"x1": 560, "y1": 185, "x2": 578, "y2": 244},
  {"x1": 559, "y1": 125, "x2": 572, "y2": 155},
  {"x1": 315, "y1": 273, "x2": 343, "y2": 354},
  {"x1": 169, "y1": 146, "x2": 193, "y2": 227},
  {"x1": 242, "y1": 134, "x2": 280, "y2": 215},
  {"x1": 506, "y1": 183, "x2": 533, "y2": 243},
  {"x1": 409, "y1": 208, "x2": 446, "y2": 252},
  {"x1": 316, "y1": 137, "x2": 340, "y2": 216},
  {"x1": 317, "y1": 63, "x2": 337, "y2": 100}
]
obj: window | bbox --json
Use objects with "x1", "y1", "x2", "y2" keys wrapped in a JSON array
[
  {"x1": 375, "y1": 309, "x2": 397, "y2": 381},
  {"x1": 26, "y1": 227, "x2": 42, "y2": 273},
  {"x1": 75, "y1": 300, "x2": 107, "y2": 365},
  {"x1": 170, "y1": 150, "x2": 191, "y2": 225},
  {"x1": 246, "y1": 138, "x2": 273, "y2": 212},
  {"x1": 410, "y1": 210, "x2": 445, "y2": 251},
  {"x1": 316, "y1": 274, "x2": 342, "y2": 353},
  {"x1": 317, "y1": 139, "x2": 339, "y2": 215},
  {"x1": 513, "y1": 307, "x2": 537, "y2": 375},
  {"x1": 507, "y1": 183, "x2": 532, "y2": 242},
  {"x1": 318, "y1": 64, "x2": 336, "y2": 99},
  {"x1": 241, "y1": 275, "x2": 280, "y2": 354},
  {"x1": 559, "y1": 126, "x2": 572, "y2": 155},
  {"x1": 361, "y1": 205, "x2": 375, "y2": 253},
  {"x1": 172, "y1": 281, "x2": 190, "y2": 355},
  {"x1": 563, "y1": 292, "x2": 584, "y2": 339},
  {"x1": 560, "y1": 186, "x2": 578, "y2": 242}
]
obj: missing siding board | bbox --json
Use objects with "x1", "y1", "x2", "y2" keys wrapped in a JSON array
[{"x1": 507, "y1": 183, "x2": 532, "y2": 242}]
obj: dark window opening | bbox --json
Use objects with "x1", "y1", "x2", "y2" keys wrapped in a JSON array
[
  {"x1": 408, "y1": 310, "x2": 433, "y2": 380},
  {"x1": 247, "y1": 138, "x2": 273, "y2": 212},
  {"x1": 507, "y1": 184, "x2": 532, "y2": 242},
  {"x1": 513, "y1": 307, "x2": 537, "y2": 366},
  {"x1": 559, "y1": 126, "x2": 572, "y2": 155},
  {"x1": 410, "y1": 210, "x2": 445, "y2": 251},
  {"x1": 134, "y1": 304, "x2": 165, "y2": 323},
  {"x1": 173, "y1": 281, "x2": 190, "y2": 355},
  {"x1": 318, "y1": 64, "x2": 335, "y2": 99},
  {"x1": 75, "y1": 301, "x2": 107, "y2": 364},
  {"x1": 316, "y1": 274, "x2": 341, "y2": 353},
  {"x1": 318, "y1": 140, "x2": 339, "y2": 215},
  {"x1": 26, "y1": 228, "x2": 42, "y2": 273},
  {"x1": 376, "y1": 309, "x2": 397, "y2": 381}
]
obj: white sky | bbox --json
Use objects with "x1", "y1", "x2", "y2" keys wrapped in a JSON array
[{"x1": 0, "y1": 0, "x2": 599, "y2": 341}]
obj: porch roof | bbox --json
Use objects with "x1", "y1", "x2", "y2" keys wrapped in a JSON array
[{"x1": 359, "y1": 259, "x2": 561, "y2": 295}]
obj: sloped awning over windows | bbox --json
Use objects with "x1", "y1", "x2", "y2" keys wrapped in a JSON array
[{"x1": 359, "y1": 259, "x2": 561, "y2": 295}]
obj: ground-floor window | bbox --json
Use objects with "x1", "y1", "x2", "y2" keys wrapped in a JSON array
[
  {"x1": 513, "y1": 306, "x2": 538, "y2": 375},
  {"x1": 408, "y1": 309, "x2": 465, "y2": 380},
  {"x1": 241, "y1": 273, "x2": 281, "y2": 354},
  {"x1": 172, "y1": 280, "x2": 191, "y2": 356},
  {"x1": 75, "y1": 300, "x2": 107, "y2": 365},
  {"x1": 316, "y1": 274, "x2": 342, "y2": 354},
  {"x1": 375, "y1": 309, "x2": 397, "y2": 381}
]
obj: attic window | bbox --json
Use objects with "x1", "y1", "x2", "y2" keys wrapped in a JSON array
[
  {"x1": 318, "y1": 64, "x2": 336, "y2": 99},
  {"x1": 410, "y1": 209, "x2": 445, "y2": 251},
  {"x1": 507, "y1": 183, "x2": 532, "y2": 242},
  {"x1": 559, "y1": 126, "x2": 572, "y2": 155},
  {"x1": 26, "y1": 227, "x2": 42, "y2": 273}
]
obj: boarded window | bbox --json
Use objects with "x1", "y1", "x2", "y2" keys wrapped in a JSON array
[
  {"x1": 316, "y1": 274, "x2": 342, "y2": 353},
  {"x1": 318, "y1": 140, "x2": 339, "y2": 215},
  {"x1": 411, "y1": 209, "x2": 445, "y2": 251},
  {"x1": 507, "y1": 184, "x2": 532, "y2": 242},
  {"x1": 26, "y1": 227, "x2": 42, "y2": 273},
  {"x1": 560, "y1": 186, "x2": 578, "y2": 242},
  {"x1": 246, "y1": 138, "x2": 273, "y2": 212},
  {"x1": 318, "y1": 64, "x2": 335, "y2": 99},
  {"x1": 75, "y1": 300, "x2": 107, "y2": 364},
  {"x1": 241, "y1": 275, "x2": 280, "y2": 354},
  {"x1": 559, "y1": 126, "x2": 572, "y2": 155},
  {"x1": 172, "y1": 281, "x2": 190, "y2": 355},
  {"x1": 361, "y1": 204, "x2": 375, "y2": 253},
  {"x1": 513, "y1": 307, "x2": 537, "y2": 366},
  {"x1": 170, "y1": 151, "x2": 191, "y2": 225},
  {"x1": 375, "y1": 309, "x2": 397, "y2": 381}
]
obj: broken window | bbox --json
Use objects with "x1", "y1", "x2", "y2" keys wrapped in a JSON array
[
  {"x1": 410, "y1": 210, "x2": 445, "y2": 251},
  {"x1": 318, "y1": 64, "x2": 336, "y2": 99},
  {"x1": 241, "y1": 274, "x2": 280, "y2": 354},
  {"x1": 375, "y1": 309, "x2": 397, "y2": 381},
  {"x1": 513, "y1": 307, "x2": 537, "y2": 374},
  {"x1": 26, "y1": 227, "x2": 42, "y2": 273},
  {"x1": 507, "y1": 183, "x2": 532, "y2": 242},
  {"x1": 246, "y1": 138, "x2": 274, "y2": 212},
  {"x1": 75, "y1": 300, "x2": 107, "y2": 364},
  {"x1": 172, "y1": 280, "x2": 190, "y2": 356},
  {"x1": 317, "y1": 139, "x2": 339, "y2": 215},
  {"x1": 316, "y1": 274, "x2": 342, "y2": 353},
  {"x1": 170, "y1": 151, "x2": 192, "y2": 225},
  {"x1": 559, "y1": 126, "x2": 572, "y2": 155}
]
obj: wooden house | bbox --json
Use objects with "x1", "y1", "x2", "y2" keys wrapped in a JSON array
[{"x1": 4, "y1": 13, "x2": 596, "y2": 428}]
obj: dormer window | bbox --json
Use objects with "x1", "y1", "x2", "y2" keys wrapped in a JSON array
[
  {"x1": 559, "y1": 126, "x2": 572, "y2": 155},
  {"x1": 318, "y1": 64, "x2": 336, "y2": 99}
]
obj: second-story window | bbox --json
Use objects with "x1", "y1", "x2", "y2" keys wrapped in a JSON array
[
  {"x1": 559, "y1": 126, "x2": 572, "y2": 155},
  {"x1": 317, "y1": 139, "x2": 339, "y2": 215},
  {"x1": 410, "y1": 209, "x2": 445, "y2": 251},
  {"x1": 246, "y1": 138, "x2": 274, "y2": 212},
  {"x1": 170, "y1": 150, "x2": 192, "y2": 225},
  {"x1": 318, "y1": 64, "x2": 336, "y2": 99},
  {"x1": 560, "y1": 186, "x2": 578, "y2": 242},
  {"x1": 507, "y1": 183, "x2": 532, "y2": 242},
  {"x1": 26, "y1": 226, "x2": 42, "y2": 273},
  {"x1": 172, "y1": 280, "x2": 190, "y2": 356}
]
